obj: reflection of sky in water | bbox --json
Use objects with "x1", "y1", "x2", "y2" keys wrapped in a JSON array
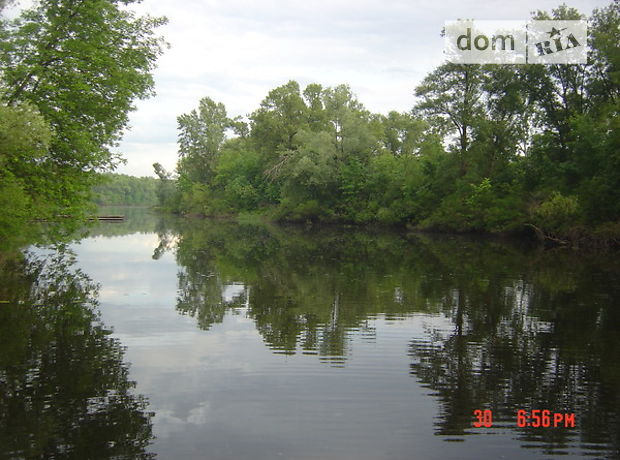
[
  {"x1": 69, "y1": 232, "x2": 589, "y2": 460},
  {"x1": 222, "y1": 283, "x2": 246, "y2": 303}
]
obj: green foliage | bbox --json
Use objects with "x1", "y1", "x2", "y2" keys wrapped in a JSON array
[
  {"x1": 165, "y1": 1, "x2": 620, "y2": 244},
  {"x1": 274, "y1": 198, "x2": 333, "y2": 223},
  {"x1": 531, "y1": 192, "x2": 580, "y2": 234},
  {"x1": 0, "y1": 103, "x2": 51, "y2": 161},
  {"x1": 250, "y1": 80, "x2": 309, "y2": 159},
  {"x1": 381, "y1": 111, "x2": 427, "y2": 156},
  {"x1": 91, "y1": 173, "x2": 158, "y2": 206},
  {"x1": 177, "y1": 97, "x2": 229, "y2": 184},
  {"x1": 0, "y1": 103, "x2": 53, "y2": 238},
  {"x1": 1, "y1": 0, "x2": 167, "y2": 168},
  {"x1": 152, "y1": 162, "x2": 178, "y2": 210},
  {"x1": 215, "y1": 144, "x2": 262, "y2": 211},
  {"x1": 0, "y1": 174, "x2": 31, "y2": 240},
  {"x1": 420, "y1": 178, "x2": 525, "y2": 233},
  {"x1": 415, "y1": 63, "x2": 485, "y2": 175},
  {"x1": 0, "y1": 0, "x2": 166, "y2": 233}
]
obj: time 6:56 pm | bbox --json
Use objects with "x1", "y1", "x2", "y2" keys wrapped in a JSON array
[{"x1": 517, "y1": 410, "x2": 576, "y2": 428}]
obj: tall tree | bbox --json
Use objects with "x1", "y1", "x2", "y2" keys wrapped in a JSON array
[
  {"x1": 0, "y1": 0, "x2": 167, "y2": 216},
  {"x1": 303, "y1": 83, "x2": 329, "y2": 133},
  {"x1": 177, "y1": 96, "x2": 229, "y2": 185},
  {"x1": 250, "y1": 80, "x2": 309, "y2": 161},
  {"x1": 381, "y1": 111, "x2": 428, "y2": 157},
  {"x1": 152, "y1": 162, "x2": 176, "y2": 208},
  {"x1": 523, "y1": 6, "x2": 589, "y2": 170},
  {"x1": 414, "y1": 64, "x2": 485, "y2": 175},
  {"x1": 321, "y1": 84, "x2": 372, "y2": 157}
]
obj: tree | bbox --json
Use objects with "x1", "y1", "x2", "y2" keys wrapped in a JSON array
[
  {"x1": 213, "y1": 138, "x2": 262, "y2": 211},
  {"x1": 514, "y1": 8, "x2": 586, "y2": 201},
  {"x1": 0, "y1": 0, "x2": 167, "y2": 217},
  {"x1": 588, "y1": 0, "x2": 620, "y2": 106},
  {"x1": 322, "y1": 84, "x2": 373, "y2": 157},
  {"x1": 303, "y1": 83, "x2": 329, "y2": 132},
  {"x1": 276, "y1": 129, "x2": 340, "y2": 208},
  {"x1": 250, "y1": 80, "x2": 309, "y2": 161},
  {"x1": 177, "y1": 96, "x2": 229, "y2": 185},
  {"x1": 381, "y1": 111, "x2": 428, "y2": 156},
  {"x1": 153, "y1": 162, "x2": 176, "y2": 208},
  {"x1": 0, "y1": 102, "x2": 52, "y2": 238},
  {"x1": 521, "y1": 3, "x2": 620, "y2": 225},
  {"x1": 161, "y1": 22, "x2": 620, "y2": 241},
  {"x1": 415, "y1": 64, "x2": 485, "y2": 175},
  {"x1": 567, "y1": 0, "x2": 620, "y2": 222}
]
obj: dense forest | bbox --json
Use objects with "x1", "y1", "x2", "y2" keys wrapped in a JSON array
[
  {"x1": 91, "y1": 173, "x2": 158, "y2": 206},
  {"x1": 0, "y1": 0, "x2": 166, "y2": 243},
  {"x1": 156, "y1": 2, "x2": 619, "y2": 245},
  {"x1": 0, "y1": 0, "x2": 618, "y2": 247}
]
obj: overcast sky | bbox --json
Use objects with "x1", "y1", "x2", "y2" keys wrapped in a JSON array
[{"x1": 30, "y1": 0, "x2": 616, "y2": 177}]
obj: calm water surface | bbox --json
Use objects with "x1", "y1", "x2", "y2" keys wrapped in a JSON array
[{"x1": 1, "y1": 209, "x2": 619, "y2": 459}]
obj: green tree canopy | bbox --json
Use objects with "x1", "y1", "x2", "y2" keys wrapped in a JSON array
[
  {"x1": 0, "y1": 0, "x2": 167, "y2": 221},
  {"x1": 177, "y1": 97, "x2": 229, "y2": 185}
]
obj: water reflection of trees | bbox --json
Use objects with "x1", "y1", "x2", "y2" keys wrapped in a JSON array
[
  {"x1": 171, "y1": 221, "x2": 446, "y2": 362},
  {"x1": 407, "y1": 241, "x2": 620, "y2": 457},
  {"x1": 168, "y1": 221, "x2": 547, "y2": 362},
  {"x1": 165, "y1": 220, "x2": 620, "y2": 456},
  {"x1": 0, "y1": 247, "x2": 154, "y2": 459}
]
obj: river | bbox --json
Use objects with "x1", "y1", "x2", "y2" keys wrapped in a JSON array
[{"x1": 1, "y1": 208, "x2": 618, "y2": 459}]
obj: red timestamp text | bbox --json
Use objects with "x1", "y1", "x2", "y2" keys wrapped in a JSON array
[
  {"x1": 473, "y1": 409, "x2": 576, "y2": 428},
  {"x1": 473, "y1": 409, "x2": 493, "y2": 427},
  {"x1": 517, "y1": 409, "x2": 576, "y2": 428}
]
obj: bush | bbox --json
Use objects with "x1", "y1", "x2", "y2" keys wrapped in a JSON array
[
  {"x1": 419, "y1": 179, "x2": 524, "y2": 233},
  {"x1": 531, "y1": 191, "x2": 580, "y2": 234},
  {"x1": 274, "y1": 199, "x2": 333, "y2": 222}
]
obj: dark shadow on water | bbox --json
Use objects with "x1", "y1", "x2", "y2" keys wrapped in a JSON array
[{"x1": 0, "y1": 246, "x2": 155, "y2": 459}]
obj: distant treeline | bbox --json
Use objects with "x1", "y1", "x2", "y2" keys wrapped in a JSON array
[
  {"x1": 155, "y1": 2, "x2": 620, "y2": 246},
  {"x1": 91, "y1": 173, "x2": 158, "y2": 206}
]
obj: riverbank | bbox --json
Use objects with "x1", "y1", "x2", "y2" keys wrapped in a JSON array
[{"x1": 154, "y1": 207, "x2": 620, "y2": 251}]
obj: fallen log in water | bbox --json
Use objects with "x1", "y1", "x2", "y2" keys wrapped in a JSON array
[
  {"x1": 33, "y1": 215, "x2": 126, "y2": 222},
  {"x1": 87, "y1": 215, "x2": 125, "y2": 221}
]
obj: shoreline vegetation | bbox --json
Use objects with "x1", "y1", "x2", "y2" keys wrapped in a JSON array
[
  {"x1": 1, "y1": 1, "x2": 619, "y2": 250},
  {"x1": 150, "y1": 3, "x2": 620, "y2": 250},
  {"x1": 153, "y1": 208, "x2": 620, "y2": 250},
  {"x1": 0, "y1": 0, "x2": 166, "y2": 247}
]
